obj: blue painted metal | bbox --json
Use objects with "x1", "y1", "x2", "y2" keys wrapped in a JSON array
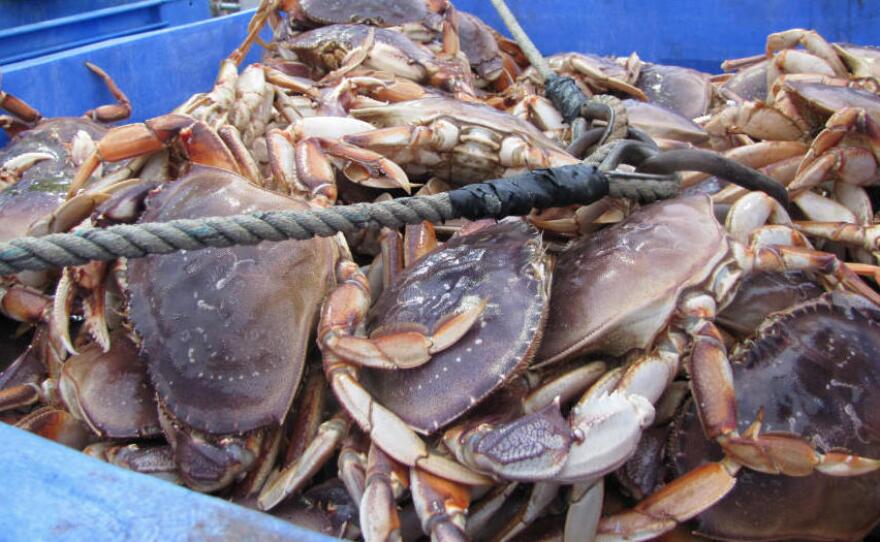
[
  {"x1": 0, "y1": 423, "x2": 336, "y2": 541},
  {"x1": 1, "y1": 0, "x2": 145, "y2": 27},
  {"x1": 0, "y1": 9, "x2": 266, "y2": 147},
  {"x1": 455, "y1": 0, "x2": 880, "y2": 73},
  {"x1": 0, "y1": 0, "x2": 210, "y2": 65}
]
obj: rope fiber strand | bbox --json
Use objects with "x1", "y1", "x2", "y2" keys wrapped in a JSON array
[{"x1": 0, "y1": 165, "x2": 679, "y2": 274}]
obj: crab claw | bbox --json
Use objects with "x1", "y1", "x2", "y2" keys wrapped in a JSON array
[
  {"x1": 553, "y1": 391, "x2": 655, "y2": 484},
  {"x1": 445, "y1": 389, "x2": 655, "y2": 485},
  {"x1": 444, "y1": 398, "x2": 572, "y2": 481},
  {"x1": 324, "y1": 296, "x2": 487, "y2": 370}
]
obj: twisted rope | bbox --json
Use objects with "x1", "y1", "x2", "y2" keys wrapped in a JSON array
[
  {"x1": 0, "y1": 194, "x2": 454, "y2": 275},
  {"x1": 0, "y1": 167, "x2": 680, "y2": 275}
]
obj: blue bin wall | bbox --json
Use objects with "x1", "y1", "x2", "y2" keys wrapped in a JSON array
[
  {"x1": 0, "y1": 0, "x2": 211, "y2": 65},
  {"x1": 0, "y1": 424, "x2": 336, "y2": 542},
  {"x1": 456, "y1": 0, "x2": 880, "y2": 73},
  {"x1": 0, "y1": 9, "x2": 266, "y2": 147},
  {"x1": 1, "y1": 0, "x2": 150, "y2": 27}
]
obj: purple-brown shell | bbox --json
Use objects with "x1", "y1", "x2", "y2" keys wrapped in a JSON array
[
  {"x1": 721, "y1": 59, "x2": 770, "y2": 102},
  {"x1": 457, "y1": 12, "x2": 503, "y2": 81},
  {"x1": 128, "y1": 167, "x2": 336, "y2": 435},
  {"x1": 297, "y1": 0, "x2": 436, "y2": 27},
  {"x1": 673, "y1": 291, "x2": 880, "y2": 541},
  {"x1": 785, "y1": 80, "x2": 880, "y2": 118},
  {"x1": 716, "y1": 271, "x2": 823, "y2": 338},
  {"x1": 636, "y1": 62, "x2": 713, "y2": 119},
  {"x1": 283, "y1": 24, "x2": 436, "y2": 70},
  {"x1": 536, "y1": 195, "x2": 728, "y2": 365},
  {"x1": 59, "y1": 331, "x2": 160, "y2": 439},
  {"x1": 360, "y1": 220, "x2": 550, "y2": 435},
  {"x1": 623, "y1": 99, "x2": 709, "y2": 145},
  {"x1": 0, "y1": 118, "x2": 107, "y2": 242}
]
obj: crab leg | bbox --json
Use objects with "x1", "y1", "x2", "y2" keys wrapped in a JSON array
[
  {"x1": 766, "y1": 29, "x2": 849, "y2": 78},
  {"x1": 596, "y1": 460, "x2": 741, "y2": 541},
  {"x1": 85, "y1": 442, "x2": 181, "y2": 484},
  {"x1": 0, "y1": 382, "x2": 47, "y2": 412},
  {"x1": 795, "y1": 221, "x2": 880, "y2": 254},
  {"x1": 257, "y1": 414, "x2": 350, "y2": 510},
  {"x1": 338, "y1": 429, "x2": 369, "y2": 504},
  {"x1": 82, "y1": 62, "x2": 132, "y2": 123},
  {"x1": 0, "y1": 151, "x2": 53, "y2": 187},
  {"x1": 494, "y1": 482, "x2": 559, "y2": 542},
  {"x1": 737, "y1": 238, "x2": 880, "y2": 306},
  {"x1": 789, "y1": 108, "x2": 880, "y2": 193},
  {"x1": 410, "y1": 463, "x2": 471, "y2": 542},
  {"x1": 267, "y1": 130, "x2": 409, "y2": 204},
  {"x1": 15, "y1": 406, "x2": 94, "y2": 450},
  {"x1": 361, "y1": 444, "x2": 408, "y2": 542},
  {"x1": 564, "y1": 480, "x2": 603, "y2": 542},
  {"x1": 0, "y1": 285, "x2": 51, "y2": 324},
  {"x1": 0, "y1": 89, "x2": 41, "y2": 136}
]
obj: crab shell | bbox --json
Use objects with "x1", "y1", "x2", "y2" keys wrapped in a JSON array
[
  {"x1": 635, "y1": 62, "x2": 713, "y2": 119},
  {"x1": 722, "y1": 59, "x2": 771, "y2": 103},
  {"x1": 289, "y1": 0, "x2": 441, "y2": 28},
  {"x1": 715, "y1": 270, "x2": 822, "y2": 338},
  {"x1": 622, "y1": 99, "x2": 709, "y2": 146},
  {"x1": 280, "y1": 24, "x2": 438, "y2": 82},
  {"x1": 536, "y1": 195, "x2": 729, "y2": 364},
  {"x1": 359, "y1": 221, "x2": 551, "y2": 434},
  {"x1": 0, "y1": 118, "x2": 107, "y2": 243},
  {"x1": 783, "y1": 79, "x2": 880, "y2": 120},
  {"x1": 673, "y1": 291, "x2": 880, "y2": 541},
  {"x1": 128, "y1": 167, "x2": 337, "y2": 436},
  {"x1": 58, "y1": 330, "x2": 160, "y2": 439}
]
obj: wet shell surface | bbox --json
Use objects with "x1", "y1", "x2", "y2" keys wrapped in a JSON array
[
  {"x1": 537, "y1": 195, "x2": 728, "y2": 364},
  {"x1": 128, "y1": 167, "x2": 336, "y2": 435},
  {"x1": 0, "y1": 118, "x2": 108, "y2": 242},
  {"x1": 673, "y1": 291, "x2": 880, "y2": 541},
  {"x1": 360, "y1": 220, "x2": 550, "y2": 434}
]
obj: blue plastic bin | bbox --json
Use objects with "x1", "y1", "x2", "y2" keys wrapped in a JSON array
[
  {"x1": 0, "y1": 0, "x2": 211, "y2": 65},
  {"x1": 2, "y1": 2, "x2": 880, "y2": 540}
]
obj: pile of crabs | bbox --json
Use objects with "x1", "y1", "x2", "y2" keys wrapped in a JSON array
[{"x1": 2, "y1": 1, "x2": 880, "y2": 540}]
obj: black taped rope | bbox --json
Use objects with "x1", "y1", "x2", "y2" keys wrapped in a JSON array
[{"x1": 0, "y1": 165, "x2": 678, "y2": 274}]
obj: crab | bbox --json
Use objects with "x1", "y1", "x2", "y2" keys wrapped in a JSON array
[
  {"x1": 703, "y1": 72, "x2": 880, "y2": 149},
  {"x1": 721, "y1": 29, "x2": 856, "y2": 96},
  {"x1": 263, "y1": 0, "x2": 514, "y2": 88},
  {"x1": 0, "y1": 62, "x2": 130, "y2": 252},
  {"x1": 317, "y1": 219, "x2": 562, "y2": 537},
  {"x1": 598, "y1": 291, "x2": 880, "y2": 540},
  {"x1": 45, "y1": 112, "x2": 376, "y2": 494},
  {"x1": 268, "y1": 23, "x2": 476, "y2": 99},
  {"x1": 786, "y1": 105, "x2": 880, "y2": 194},
  {"x1": 0, "y1": 63, "x2": 133, "y2": 381},
  {"x1": 0, "y1": 329, "x2": 160, "y2": 443},
  {"x1": 316, "y1": 217, "x2": 663, "y2": 539},
  {"x1": 501, "y1": 193, "x2": 880, "y2": 540},
  {"x1": 344, "y1": 96, "x2": 578, "y2": 185}
]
